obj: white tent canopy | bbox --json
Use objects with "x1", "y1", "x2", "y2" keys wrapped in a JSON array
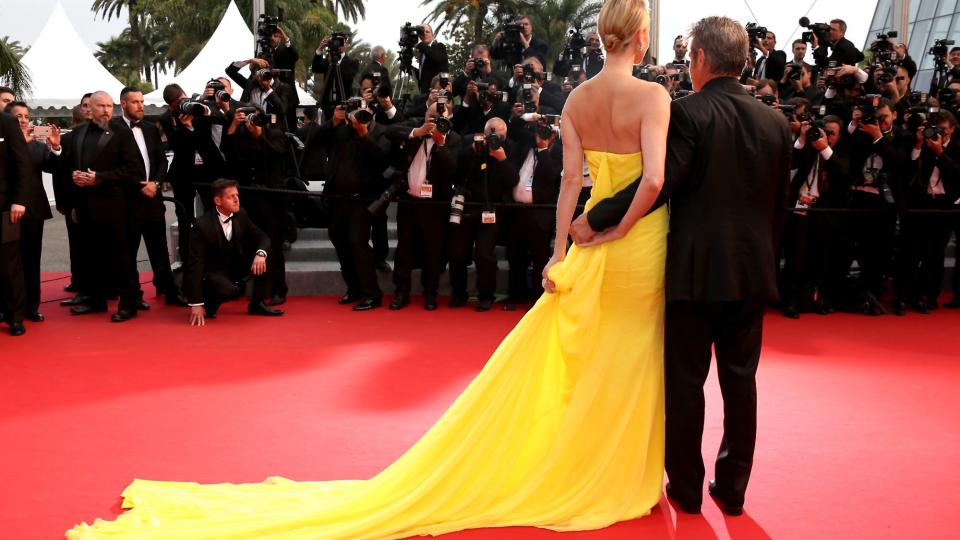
[
  {"x1": 20, "y1": 2, "x2": 125, "y2": 108},
  {"x1": 145, "y1": 0, "x2": 316, "y2": 107}
]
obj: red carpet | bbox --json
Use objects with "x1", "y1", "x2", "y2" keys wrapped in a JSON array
[{"x1": 1, "y1": 277, "x2": 959, "y2": 539}]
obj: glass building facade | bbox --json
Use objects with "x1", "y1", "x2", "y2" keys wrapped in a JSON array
[{"x1": 868, "y1": 0, "x2": 960, "y2": 90}]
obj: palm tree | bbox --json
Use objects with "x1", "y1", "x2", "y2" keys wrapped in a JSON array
[
  {"x1": 0, "y1": 37, "x2": 31, "y2": 96},
  {"x1": 95, "y1": 30, "x2": 141, "y2": 85},
  {"x1": 422, "y1": 0, "x2": 531, "y2": 46},
  {"x1": 92, "y1": 0, "x2": 144, "y2": 83},
  {"x1": 311, "y1": 0, "x2": 366, "y2": 23},
  {"x1": 1, "y1": 36, "x2": 28, "y2": 59},
  {"x1": 527, "y1": 0, "x2": 602, "y2": 69}
]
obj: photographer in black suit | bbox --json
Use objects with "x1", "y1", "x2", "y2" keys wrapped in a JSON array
[
  {"x1": 56, "y1": 91, "x2": 142, "y2": 322},
  {"x1": 385, "y1": 101, "x2": 461, "y2": 311},
  {"x1": 226, "y1": 59, "x2": 296, "y2": 132},
  {"x1": 453, "y1": 78, "x2": 511, "y2": 135},
  {"x1": 415, "y1": 24, "x2": 449, "y2": 95},
  {"x1": 117, "y1": 87, "x2": 186, "y2": 310},
  {"x1": 0, "y1": 109, "x2": 31, "y2": 335},
  {"x1": 753, "y1": 30, "x2": 786, "y2": 82},
  {"x1": 492, "y1": 15, "x2": 549, "y2": 69},
  {"x1": 184, "y1": 179, "x2": 282, "y2": 326},
  {"x1": 574, "y1": 17, "x2": 792, "y2": 515},
  {"x1": 812, "y1": 19, "x2": 864, "y2": 68},
  {"x1": 312, "y1": 34, "x2": 360, "y2": 120}
]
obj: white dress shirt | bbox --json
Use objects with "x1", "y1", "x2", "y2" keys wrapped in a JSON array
[
  {"x1": 123, "y1": 115, "x2": 150, "y2": 178},
  {"x1": 514, "y1": 148, "x2": 536, "y2": 204},
  {"x1": 911, "y1": 139, "x2": 951, "y2": 196},
  {"x1": 218, "y1": 208, "x2": 234, "y2": 242},
  {"x1": 407, "y1": 137, "x2": 434, "y2": 197}
]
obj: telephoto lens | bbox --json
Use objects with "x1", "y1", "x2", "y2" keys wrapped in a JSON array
[{"x1": 449, "y1": 191, "x2": 466, "y2": 225}]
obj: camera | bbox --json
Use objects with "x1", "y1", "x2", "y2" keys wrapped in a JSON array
[
  {"x1": 799, "y1": 17, "x2": 831, "y2": 45},
  {"x1": 177, "y1": 99, "x2": 210, "y2": 117},
  {"x1": 929, "y1": 38, "x2": 955, "y2": 58},
  {"x1": 439, "y1": 72, "x2": 450, "y2": 89},
  {"x1": 787, "y1": 62, "x2": 804, "y2": 81},
  {"x1": 369, "y1": 167, "x2": 406, "y2": 215},
  {"x1": 522, "y1": 83, "x2": 536, "y2": 113},
  {"x1": 399, "y1": 22, "x2": 424, "y2": 49},
  {"x1": 756, "y1": 93, "x2": 777, "y2": 106},
  {"x1": 473, "y1": 132, "x2": 503, "y2": 154},
  {"x1": 341, "y1": 97, "x2": 374, "y2": 124},
  {"x1": 805, "y1": 104, "x2": 829, "y2": 145},
  {"x1": 255, "y1": 8, "x2": 283, "y2": 63},
  {"x1": 855, "y1": 94, "x2": 881, "y2": 124},
  {"x1": 469, "y1": 58, "x2": 487, "y2": 81},
  {"x1": 924, "y1": 125, "x2": 945, "y2": 139},
  {"x1": 559, "y1": 24, "x2": 587, "y2": 73},
  {"x1": 434, "y1": 115, "x2": 452, "y2": 135},
  {"x1": 633, "y1": 65, "x2": 668, "y2": 86},
  {"x1": 476, "y1": 82, "x2": 504, "y2": 106},
  {"x1": 537, "y1": 114, "x2": 560, "y2": 140},
  {"x1": 745, "y1": 23, "x2": 768, "y2": 47},
  {"x1": 449, "y1": 188, "x2": 466, "y2": 225},
  {"x1": 236, "y1": 106, "x2": 276, "y2": 127}
]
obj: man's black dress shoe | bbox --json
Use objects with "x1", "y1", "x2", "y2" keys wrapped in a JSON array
[
  {"x1": 25, "y1": 312, "x2": 44, "y2": 322},
  {"x1": 945, "y1": 297, "x2": 960, "y2": 309},
  {"x1": 912, "y1": 301, "x2": 930, "y2": 314},
  {"x1": 111, "y1": 310, "x2": 137, "y2": 323},
  {"x1": 64, "y1": 282, "x2": 77, "y2": 293},
  {"x1": 665, "y1": 482, "x2": 701, "y2": 514},
  {"x1": 893, "y1": 300, "x2": 907, "y2": 316},
  {"x1": 269, "y1": 294, "x2": 287, "y2": 306},
  {"x1": 389, "y1": 294, "x2": 410, "y2": 310},
  {"x1": 248, "y1": 301, "x2": 284, "y2": 316},
  {"x1": 70, "y1": 305, "x2": 106, "y2": 316},
  {"x1": 353, "y1": 297, "x2": 382, "y2": 311},
  {"x1": 338, "y1": 293, "x2": 361, "y2": 305},
  {"x1": 9, "y1": 322, "x2": 26, "y2": 336},
  {"x1": 424, "y1": 293, "x2": 438, "y2": 311},
  {"x1": 475, "y1": 298, "x2": 493, "y2": 312},
  {"x1": 137, "y1": 300, "x2": 151, "y2": 311},
  {"x1": 782, "y1": 306, "x2": 800, "y2": 319},
  {"x1": 165, "y1": 294, "x2": 189, "y2": 307},
  {"x1": 60, "y1": 294, "x2": 90, "y2": 307},
  {"x1": 708, "y1": 480, "x2": 744, "y2": 516},
  {"x1": 448, "y1": 295, "x2": 468, "y2": 308}
]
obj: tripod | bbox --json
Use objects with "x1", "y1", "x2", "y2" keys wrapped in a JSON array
[{"x1": 393, "y1": 50, "x2": 419, "y2": 116}]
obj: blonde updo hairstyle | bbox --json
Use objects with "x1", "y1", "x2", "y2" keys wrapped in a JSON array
[{"x1": 598, "y1": 0, "x2": 650, "y2": 52}]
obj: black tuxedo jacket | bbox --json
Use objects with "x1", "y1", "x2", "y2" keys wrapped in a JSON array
[
  {"x1": 25, "y1": 141, "x2": 56, "y2": 221},
  {"x1": 225, "y1": 63, "x2": 297, "y2": 131},
  {"x1": 311, "y1": 121, "x2": 389, "y2": 199},
  {"x1": 56, "y1": 119, "x2": 140, "y2": 221},
  {"x1": 158, "y1": 111, "x2": 227, "y2": 185},
  {"x1": 553, "y1": 53, "x2": 605, "y2": 80},
  {"x1": 221, "y1": 126, "x2": 288, "y2": 188},
  {"x1": 756, "y1": 50, "x2": 787, "y2": 82},
  {"x1": 587, "y1": 77, "x2": 792, "y2": 303},
  {"x1": 416, "y1": 40, "x2": 450, "y2": 95},
  {"x1": 907, "y1": 137, "x2": 960, "y2": 204},
  {"x1": 456, "y1": 140, "x2": 520, "y2": 206},
  {"x1": 116, "y1": 118, "x2": 168, "y2": 219},
  {"x1": 363, "y1": 60, "x2": 392, "y2": 94},
  {"x1": 311, "y1": 53, "x2": 360, "y2": 112},
  {"x1": 452, "y1": 102, "x2": 511, "y2": 136},
  {"x1": 507, "y1": 120, "x2": 563, "y2": 229},
  {"x1": 846, "y1": 127, "x2": 913, "y2": 201},
  {"x1": 183, "y1": 208, "x2": 270, "y2": 304},
  {"x1": 790, "y1": 143, "x2": 851, "y2": 208},
  {"x1": 269, "y1": 44, "x2": 300, "y2": 84},
  {"x1": 814, "y1": 37, "x2": 864, "y2": 68},
  {"x1": 0, "y1": 112, "x2": 30, "y2": 210},
  {"x1": 385, "y1": 120, "x2": 462, "y2": 201}
]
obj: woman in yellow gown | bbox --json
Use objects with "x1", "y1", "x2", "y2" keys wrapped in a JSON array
[{"x1": 67, "y1": 1, "x2": 672, "y2": 538}]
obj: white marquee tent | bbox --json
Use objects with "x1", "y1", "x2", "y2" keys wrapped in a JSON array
[
  {"x1": 20, "y1": 2, "x2": 125, "y2": 109},
  {"x1": 145, "y1": 0, "x2": 316, "y2": 106}
]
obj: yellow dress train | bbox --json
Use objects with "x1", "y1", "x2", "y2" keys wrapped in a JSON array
[{"x1": 67, "y1": 150, "x2": 668, "y2": 539}]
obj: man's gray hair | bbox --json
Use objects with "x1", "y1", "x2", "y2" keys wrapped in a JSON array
[
  {"x1": 371, "y1": 45, "x2": 386, "y2": 60},
  {"x1": 688, "y1": 16, "x2": 748, "y2": 77},
  {"x1": 89, "y1": 90, "x2": 113, "y2": 104}
]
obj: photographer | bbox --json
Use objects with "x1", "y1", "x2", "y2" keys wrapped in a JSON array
[
  {"x1": 753, "y1": 30, "x2": 786, "y2": 82},
  {"x1": 782, "y1": 115, "x2": 851, "y2": 317},
  {"x1": 453, "y1": 78, "x2": 511, "y2": 136},
  {"x1": 257, "y1": 24, "x2": 299, "y2": 86},
  {"x1": 222, "y1": 104, "x2": 290, "y2": 305},
  {"x1": 453, "y1": 44, "x2": 506, "y2": 100},
  {"x1": 448, "y1": 118, "x2": 519, "y2": 311},
  {"x1": 671, "y1": 35, "x2": 689, "y2": 64},
  {"x1": 491, "y1": 15, "x2": 548, "y2": 69},
  {"x1": 405, "y1": 72, "x2": 452, "y2": 119},
  {"x1": 895, "y1": 111, "x2": 960, "y2": 313},
  {"x1": 820, "y1": 64, "x2": 870, "y2": 122},
  {"x1": 363, "y1": 45, "x2": 392, "y2": 96},
  {"x1": 780, "y1": 62, "x2": 817, "y2": 101},
  {"x1": 311, "y1": 33, "x2": 360, "y2": 120},
  {"x1": 313, "y1": 99, "x2": 390, "y2": 311},
  {"x1": 359, "y1": 71, "x2": 404, "y2": 126},
  {"x1": 553, "y1": 30, "x2": 604, "y2": 82},
  {"x1": 226, "y1": 58, "x2": 296, "y2": 132},
  {"x1": 507, "y1": 57, "x2": 563, "y2": 114},
  {"x1": 383, "y1": 100, "x2": 461, "y2": 311},
  {"x1": 812, "y1": 19, "x2": 864, "y2": 68},
  {"x1": 414, "y1": 24, "x2": 449, "y2": 95},
  {"x1": 503, "y1": 113, "x2": 562, "y2": 311},
  {"x1": 845, "y1": 97, "x2": 912, "y2": 314}
]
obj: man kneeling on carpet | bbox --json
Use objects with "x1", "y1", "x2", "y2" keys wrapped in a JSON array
[{"x1": 184, "y1": 179, "x2": 284, "y2": 326}]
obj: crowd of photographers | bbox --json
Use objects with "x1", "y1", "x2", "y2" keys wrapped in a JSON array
[{"x1": 1, "y1": 13, "x2": 959, "y2": 335}]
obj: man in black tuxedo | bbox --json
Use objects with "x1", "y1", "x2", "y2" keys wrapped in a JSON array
[
  {"x1": 452, "y1": 45, "x2": 505, "y2": 100},
  {"x1": 226, "y1": 59, "x2": 297, "y2": 132},
  {"x1": 492, "y1": 15, "x2": 548, "y2": 69},
  {"x1": 312, "y1": 35, "x2": 360, "y2": 120},
  {"x1": 117, "y1": 87, "x2": 186, "y2": 310},
  {"x1": 415, "y1": 24, "x2": 449, "y2": 95},
  {"x1": 813, "y1": 19, "x2": 864, "y2": 68},
  {"x1": 573, "y1": 17, "x2": 792, "y2": 516},
  {"x1": 753, "y1": 30, "x2": 786, "y2": 83},
  {"x1": 553, "y1": 31, "x2": 605, "y2": 81},
  {"x1": 184, "y1": 179, "x2": 282, "y2": 326},
  {"x1": 56, "y1": 91, "x2": 142, "y2": 322},
  {"x1": 384, "y1": 102, "x2": 461, "y2": 311},
  {"x1": 259, "y1": 24, "x2": 299, "y2": 86},
  {"x1": 0, "y1": 109, "x2": 31, "y2": 335},
  {"x1": 363, "y1": 46, "x2": 392, "y2": 96}
]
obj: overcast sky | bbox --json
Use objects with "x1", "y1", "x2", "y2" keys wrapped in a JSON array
[{"x1": 3, "y1": 0, "x2": 880, "y2": 64}]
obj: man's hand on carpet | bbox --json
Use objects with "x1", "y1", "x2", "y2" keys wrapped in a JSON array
[{"x1": 189, "y1": 306, "x2": 205, "y2": 327}]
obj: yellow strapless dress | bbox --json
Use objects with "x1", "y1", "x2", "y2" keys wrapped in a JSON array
[{"x1": 67, "y1": 150, "x2": 668, "y2": 539}]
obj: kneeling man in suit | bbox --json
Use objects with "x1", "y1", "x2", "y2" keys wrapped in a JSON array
[{"x1": 184, "y1": 178, "x2": 283, "y2": 326}]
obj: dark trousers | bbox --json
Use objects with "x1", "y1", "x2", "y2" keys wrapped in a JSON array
[
  {"x1": 505, "y1": 208, "x2": 553, "y2": 301},
  {"x1": 20, "y1": 215, "x2": 44, "y2": 314},
  {"x1": 393, "y1": 200, "x2": 446, "y2": 295},
  {"x1": 665, "y1": 300, "x2": 764, "y2": 508},
  {"x1": 77, "y1": 214, "x2": 138, "y2": 312},
  {"x1": 202, "y1": 269, "x2": 268, "y2": 314},
  {"x1": 896, "y1": 198, "x2": 953, "y2": 303},
  {"x1": 847, "y1": 192, "x2": 896, "y2": 299},
  {"x1": 64, "y1": 210, "x2": 82, "y2": 288},
  {"x1": 448, "y1": 211, "x2": 499, "y2": 301},
  {"x1": 328, "y1": 199, "x2": 381, "y2": 298},
  {"x1": 781, "y1": 212, "x2": 842, "y2": 309},
  {"x1": 172, "y1": 180, "x2": 212, "y2": 264},
  {"x1": 0, "y1": 198, "x2": 26, "y2": 323},
  {"x1": 245, "y1": 195, "x2": 287, "y2": 298},
  {"x1": 372, "y1": 210, "x2": 389, "y2": 263},
  {"x1": 952, "y1": 213, "x2": 960, "y2": 299},
  {"x1": 126, "y1": 210, "x2": 178, "y2": 298}
]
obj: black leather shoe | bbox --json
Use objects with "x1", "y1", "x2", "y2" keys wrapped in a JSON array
[
  {"x1": 204, "y1": 309, "x2": 218, "y2": 320},
  {"x1": 377, "y1": 260, "x2": 392, "y2": 273},
  {"x1": 61, "y1": 294, "x2": 90, "y2": 307},
  {"x1": 137, "y1": 300, "x2": 151, "y2": 311},
  {"x1": 165, "y1": 294, "x2": 189, "y2": 307},
  {"x1": 338, "y1": 293, "x2": 361, "y2": 305},
  {"x1": 9, "y1": 321, "x2": 25, "y2": 336},
  {"x1": 111, "y1": 310, "x2": 137, "y2": 323},
  {"x1": 665, "y1": 482, "x2": 701, "y2": 514},
  {"x1": 389, "y1": 294, "x2": 410, "y2": 310},
  {"x1": 25, "y1": 312, "x2": 44, "y2": 322},
  {"x1": 269, "y1": 294, "x2": 287, "y2": 306},
  {"x1": 503, "y1": 302, "x2": 517, "y2": 312},
  {"x1": 63, "y1": 282, "x2": 77, "y2": 293},
  {"x1": 708, "y1": 480, "x2": 743, "y2": 516},
  {"x1": 476, "y1": 299, "x2": 493, "y2": 312},
  {"x1": 448, "y1": 295, "x2": 468, "y2": 308},
  {"x1": 912, "y1": 301, "x2": 930, "y2": 314},
  {"x1": 248, "y1": 301, "x2": 284, "y2": 316},
  {"x1": 945, "y1": 297, "x2": 960, "y2": 309},
  {"x1": 353, "y1": 297, "x2": 382, "y2": 311},
  {"x1": 893, "y1": 300, "x2": 907, "y2": 316},
  {"x1": 70, "y1": 305, "x2": 106, "y2": 316},
  {"x1": 782, "y1": 306, "x2": 800, "y2": 319},
  {"x1": 424, "y1": 293, "x2": 438, "y2": 311}
]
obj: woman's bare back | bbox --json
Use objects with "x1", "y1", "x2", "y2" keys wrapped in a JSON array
[{"x1": 563, "y1": 74, "x2": 665, "y2": 154}]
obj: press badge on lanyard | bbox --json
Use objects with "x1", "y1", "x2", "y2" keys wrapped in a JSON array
[
  {"x1": 420, "y1": 184, "x2": 433, "y2": 198},
  {"x1": 482, "y1": 211, "x2": 497, "y2": 224}
]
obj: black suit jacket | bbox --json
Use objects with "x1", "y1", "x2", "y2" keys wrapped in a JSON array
[
  {"x1": 0, "y1": 112, "x2": 31, "y2": 210},
  {"x1": 24, "y1": 141, "x2": 54, "y2": 221},
  {"x1": 116, "y1": 117, "x2": 168, "y2": 219},
  {"x1": 363, "y1": 60, "x2": 392, "y2": 94},
  {"x1": 416, "y1": 40, "x2": 450, "y2": 95},
  {"x1": 507, "y1": 120, "x2": 563, "y2": 228},
  {"x1": 756, "y1": 50, "x2": 787, "y2": 82},
  {"x1": 790, "y1": 143, "x2": 851, "y2": 208},
  {"x1": 226, "y1": 63, "x2": 297, "y2": 131},
  {"x1": 183, "y1": 208, "x2": 270, "y2": 304},
  {"x1": 158, "y1": 111, "x2": 227, "y2": 186},
  {"x1": 907, "y1": 136, "x2": 960, "y2": 204},
  {"x1": 56, "y1": 119, "x2": 140, "y2": 221},
  {"x1": 311, "y1": 121, "x2": 389, "y2": 199},
  {"x1": 385, "y1": 120, "x2": 462, "y2": 201},
  {"x1": 814, "y1": 37, "x2": 864, "y2": 68},
  {"x1": 587, "y1": 77, "x2": 792, "y2": 303},
  {"x1": 311, "y1": 53, "x2": 360, "y2": 113}
]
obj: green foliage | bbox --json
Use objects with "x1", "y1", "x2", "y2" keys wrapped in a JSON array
[{"x1": 0, "y1": 36, "x2": 32, "y2": 96}]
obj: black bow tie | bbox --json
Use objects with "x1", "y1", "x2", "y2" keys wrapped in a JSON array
[
  {"x1": 130, "y1": 121, "x2": 142, "y2": 129},
  {"x1": 222, "y1": 215, "x2": 233, "y2": 223}
]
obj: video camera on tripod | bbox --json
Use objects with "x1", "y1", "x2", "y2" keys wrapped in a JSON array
[
  {"x1": 398, "y1": 22, "x2": 425, "y2": 75},
  {"x1": 255, "y1": 8, "x2": 283, "y2": 63},
  {"x1": 869, "y1": 31, "x2": 901, "y2": 85},
  {"x1": 559, "y1": 24, "x2": 587, "y2": 70}
]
